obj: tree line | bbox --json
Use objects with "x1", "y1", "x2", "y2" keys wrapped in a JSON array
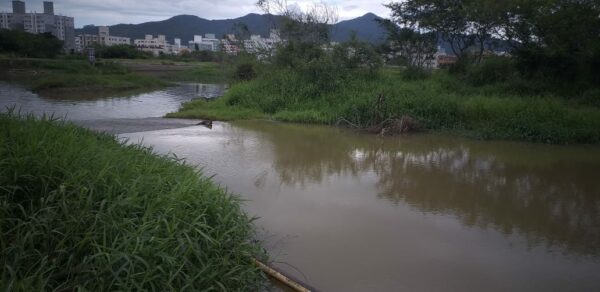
[
  {"x1": 381, "y1": 0, "x2": 600, "y2": 87},
  {"x1": 0, "y1": 29, "x2": 63, "y2": 58}
]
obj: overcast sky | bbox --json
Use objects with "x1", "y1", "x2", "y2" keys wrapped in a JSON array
[{"x1": 0, "y1": 0, "x2": 391, "y2": 28}]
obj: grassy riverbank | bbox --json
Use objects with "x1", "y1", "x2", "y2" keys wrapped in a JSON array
[
  {"x1": 168, "y1": 68, "x2": 600, "y2": 144},
  {"x1": 0, "y1": 113, "x2": 265, "y2": 291},
  {"x1": 0, "y1": 58, "x2": 168, "y2": 98}
]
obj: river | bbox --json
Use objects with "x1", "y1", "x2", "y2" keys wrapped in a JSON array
[{"x1": 2, "y1": 82, "x2": 600, "y2": 291}]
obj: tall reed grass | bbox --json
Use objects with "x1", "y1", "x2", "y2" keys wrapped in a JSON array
[
  {"x1": 169, "y1": 68, "x2": 600, "y2": 144},
  {"x1": 0, "y1": 112, "x2": 264, "y2": 291}
]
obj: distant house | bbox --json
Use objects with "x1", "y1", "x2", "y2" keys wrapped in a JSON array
[{"x1": 436, "y1": 54, "x2": 458, "y2": 67}]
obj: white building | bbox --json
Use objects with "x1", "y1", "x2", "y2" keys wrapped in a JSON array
[
  {"x1": 243, "y1": 29, "x2": 282, "y2": 57},
  {"x1": 74, "y1": 26, "x2": 131, "y2": 52},
  {"x1": 189, "y1": 33, "x2": 220, "y2": 52},
  {"x1": 134, "y1": 34, "x2": 174, "y2": 56},
  {"x1": 1, "y1": 1, "x2": 75, "y2": 51},
  {"x1": 98, "y1": 26, "x2": 130, "y2": 46},
  {"x1": 221, "y1": 34, "x2": 241, "y2": 56}
]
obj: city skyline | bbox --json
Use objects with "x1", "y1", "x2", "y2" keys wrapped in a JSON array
[{"x1": 0, "y1": 0, "x2": 390, "y2": 28}]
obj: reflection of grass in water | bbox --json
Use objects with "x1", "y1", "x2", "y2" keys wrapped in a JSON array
[
  {"x1": 35, "y1": 86, "x2": 158, "y2": 101},
  {"x1": 0, "y1": 112, "x2": 265, "y2": 291},
  {"x1": 231, "y1": 120, "x2": 600, "y2": 256}
]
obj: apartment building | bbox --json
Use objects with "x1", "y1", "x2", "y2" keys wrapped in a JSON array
[
  {"x1": 75, "y1": 26, "x2": 131, "y2": 52},
  {"x1": 189, "y1": 34, "x2": 220, "y2": 52},
  {"x1": 0, "y1": 1, "x2": 75, "y2": 51}
]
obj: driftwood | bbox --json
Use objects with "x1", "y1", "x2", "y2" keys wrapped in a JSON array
[
  {"x1": 366, "y1": 115, "x2": 421, "y2": 136},
  {"x1": 253, "y1": 258, "x2": 314, "y2": 292},
  {"x1": 336, "y1": 93, "x2": 422, "y2": 136},
  {"x1": 196, "y1": 120, "x2": 213, "y2": 129}
]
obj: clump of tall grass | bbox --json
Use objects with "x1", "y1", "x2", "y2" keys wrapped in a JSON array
[
  {"x1": 0, "y1": 112, "x2": 265, "y2": 291},
  {"x1": 168, "y1": 68, "x2": 600, "y2": 144}
]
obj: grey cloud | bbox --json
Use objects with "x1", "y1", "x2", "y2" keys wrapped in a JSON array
[{"x1": 0, "y1": 0, "x2": 389, "y2": 27}]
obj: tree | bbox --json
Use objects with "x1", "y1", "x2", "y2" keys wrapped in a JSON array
[
  {"x1": 377, "y1": 19, "x2": 437, "y2": 68},
  {"x1": 256, "y1": 0, "x2": 338, "y2": 44},
  {"x1": 0, "y1": 30, "x2": 63, "y2": 58},
  {"x1": 497, "y1": 0, "x2": 600, "y2": 84},
  {"x1": 384, "y1": 0, "x2": 600, "y2": 89},
  {"x1": 332, "y1": 32, "x2": 383, "y2": 72},
  {"x1": 384, "y1": 0, "x2": 501, "y2": 63}
]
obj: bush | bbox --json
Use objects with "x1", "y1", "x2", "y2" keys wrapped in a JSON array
[
  {"x1": 578, "y1": 89, "x2": 600, "y2": 107},
  {"x1": 402, "y1": 66, "x2": 431, "y2": 80},
  {"x1": 233, "y1": 62, "x2": 257, "y2": 81},
  {"x1": 464, "y1": 56, "x2": 516, "y2": 86},
  {"x1": 0, "y1": 29, "x2": 63, "y2": 58}
]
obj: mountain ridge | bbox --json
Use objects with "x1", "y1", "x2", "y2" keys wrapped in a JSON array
[{"x1": 76, "y1": 13, "x2": 387, "y2": 44}]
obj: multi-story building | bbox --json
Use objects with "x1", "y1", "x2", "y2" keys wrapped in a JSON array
[
  {"x1": 189, "y1": 34, "x2": 220, "y2": 52},
  {"x1": 75, "y1": 26, "x2": 131, "y2": 52},
  {"x1": 243, "y1": 30, "x2": 282, "y2": 57},
  {"x1": 98, "y1": 26, "x2": 130, "y2": 46},
  {"x1": 221, "y1": 35, "x2": 240, "y2": 56},
  {"x1": 0, "y1": 1, "x2": 75, "y2": 52},
  {"x1": 134, "y1": 34, "x2": 170, "y2": 56}
]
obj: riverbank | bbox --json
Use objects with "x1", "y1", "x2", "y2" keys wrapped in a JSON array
[
  {"x1": 167, "y1": 68, "x2": 600, "y2": 144},
  {"x1": 0, "y1": 112, "x2": 265, "y2": 290},
  {"x1": 0, "y1": 58, "x2": 229, "y2": 99},
  {"x1": 119, "y1": 59, "x2": 232, "y2": 84}
]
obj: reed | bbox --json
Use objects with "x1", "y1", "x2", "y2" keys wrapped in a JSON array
[{"x1": 0, "y1": 111, "x2": 265, "y2": 291}]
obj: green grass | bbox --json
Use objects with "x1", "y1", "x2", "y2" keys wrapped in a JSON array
[
  {"x1": 0, "y1": 58, "x2": 168, "y2": 96},
  {"x1": 167, "y1": 99, "x2": 265, "y2": 121},
  {"x1": 164, "y1": 62, "x2": 232, "y2": 83},
  {"x1": 168, "y1": 68, "x2": 600, "y2": 144},
  {"x1": 0, "y1": 112, "x2": 265, "y2": 291}
]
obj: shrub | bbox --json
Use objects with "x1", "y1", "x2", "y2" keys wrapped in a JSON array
[
  {"x1": 464, "y1": 56, "x2": 516, "y2": 86},
  {"x1": 402, "y1": 66, "x2": 431, "y2": 80},
  {"x1": 0, "y1": 30, "x2": 63, "y2": 58},
  {"x1": 233, "y1": 62, "x2": 257, "y2": 81}
]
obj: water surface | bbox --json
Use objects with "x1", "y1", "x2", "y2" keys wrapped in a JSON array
[
  {"x1": 0, "y1": 82, "x2": 223, "y2": 133},
  {"x1": 123, "y1": 121, "x2": 600, "y2": 292}
]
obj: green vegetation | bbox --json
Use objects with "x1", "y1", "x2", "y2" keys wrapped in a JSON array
[
  {"x1": 170, "y1": 0, "x2": 600, "y2": 144},
  {"x1": 162, "y1": 62, "x2": 232, "y2": 83},
  {"x1": 0, "y1": 30, "x2": 63, "y2": 58},
  {"x1": 94, "y1": 44, "x2": 152, "y2": 59},
  {"x1": 169, "y1": 67, "x2": 600, "y2": 143},
  {"x1": 0, "y1": 112, "x2": 265, "y2": 291},
  {"x1": 0, "y1": 58, "x2": 167, "y2": 97},
  {"x1": 384, "y1": 0, "x2": 600, "y2": 91}
]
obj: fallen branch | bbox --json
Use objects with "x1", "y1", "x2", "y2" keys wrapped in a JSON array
[{"x1": 253, "y1": 258, "x2": 313, "y2": 292}]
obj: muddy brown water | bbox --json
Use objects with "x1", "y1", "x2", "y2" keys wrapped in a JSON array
[{"x1": 2, "y1": 83, "x2": 600, "y2": 291}]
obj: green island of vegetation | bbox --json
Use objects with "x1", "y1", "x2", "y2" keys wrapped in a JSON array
[
  {"x1": 0, "y1": 112, "x2": 265, "y2": 291},
  {"x1": 168, "y1": 61, "x2": 600, "y2": 144},
  {"x1": 169, "y1": 0, "x2": 600, "y2": 144},
  {"x1": 0, "y1": 30, "x2": 234, "y2": 97}
]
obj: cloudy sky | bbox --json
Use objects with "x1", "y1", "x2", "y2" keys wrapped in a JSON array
[{"x1": 0, "y1": 0, "x2": 391, "y2": 28}]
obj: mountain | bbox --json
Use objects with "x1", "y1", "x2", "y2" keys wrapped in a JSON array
[
  {"x1": 331, "y1": 13, "x2": 387, "y2": 43},
  {"x1": 76, "y1": 13, "x2": 387, "y2": 44}
]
